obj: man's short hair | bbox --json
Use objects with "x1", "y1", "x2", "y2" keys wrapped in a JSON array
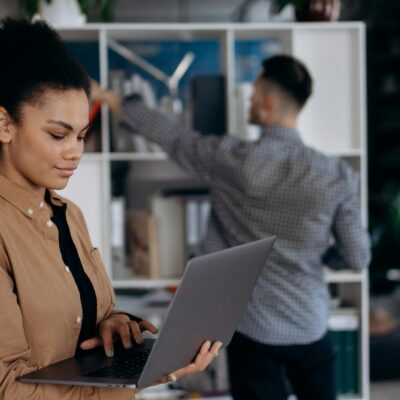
[{"x1": 260, "y1": 55, "x2": 313, "y2": 109}]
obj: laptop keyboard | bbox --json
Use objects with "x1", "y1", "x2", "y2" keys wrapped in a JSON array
[{"x1": 83, "y1": 348, "x2": 151, "y2": 379}]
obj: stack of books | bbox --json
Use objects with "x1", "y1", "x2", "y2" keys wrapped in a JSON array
[
  {"x1": 126, "y1": 189, "x2": 210, "y2": 279},
  {"x1": 329, "y1": 308, "x2": 360, "y2": 396}
]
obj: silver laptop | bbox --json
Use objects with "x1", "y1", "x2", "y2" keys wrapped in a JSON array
[{"x1": 20, "y1": 236, "x2": 276, "y2": 388}]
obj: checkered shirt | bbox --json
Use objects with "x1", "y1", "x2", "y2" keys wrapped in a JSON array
[{"x1": 123, "y1": 99, "x2": 371, "y2": 345}]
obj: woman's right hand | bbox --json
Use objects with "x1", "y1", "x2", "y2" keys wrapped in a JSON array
[{"x1": 157, "y1": 340, "x2": 223, "y2": 385}]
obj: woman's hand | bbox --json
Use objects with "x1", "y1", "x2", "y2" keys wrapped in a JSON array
[
  {"x1": 158, "y1": 340, "x2": 223, "y2": 384},
  {"x1": 80, "y1": 313, "x2": 158, "y2": 357}
]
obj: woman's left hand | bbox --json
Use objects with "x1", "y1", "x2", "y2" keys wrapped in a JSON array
[
  {"x1": 80, "y1": 313, "x2": 158, "y2": 357},
  {"x1": 158, "y1": 340, "x2": 223, "y2": 384}
]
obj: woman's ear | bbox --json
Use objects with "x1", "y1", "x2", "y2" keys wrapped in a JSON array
[{"x1": 0, "y1": 107, "x2": 14, "y2": 144}]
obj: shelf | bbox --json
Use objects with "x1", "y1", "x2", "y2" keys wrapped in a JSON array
[
  {"x1": 57, "y1": 22, "x2": 365, "y2": 32},
  {"x1": 112, "y1": 270, "x2": 363, "y2": 288},
  {"x1": 112, "y1": 278, "x2": 180, "y2": 289},
  {"x1": 81, "y1": 153, "x2": 105, "y2": 162},
  {"x1": 108, "y1": 152, "x2": 168, "y2": 161},
  {"x1": 324, "y1": 149, "x2": 364, "y2": 157},
  {"x1": 82, "y1": 152, "x2": 170, "y2": 162},
  {"x1": 104, "y1": 149, "x2": 364, "y2": 161},
  {"x1": 324, "y1": 269, "x2": 365, "y2": 283},
  {"x1": 107, "y1": 148, "x2": 359, "y2": 162}
]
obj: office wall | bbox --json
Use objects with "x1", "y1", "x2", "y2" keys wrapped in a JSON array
[{"x1": 0, "y1": 0, "x2": 19, "y2": 19}]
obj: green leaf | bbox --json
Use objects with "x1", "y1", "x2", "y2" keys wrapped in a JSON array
[
  {"x1": 77, "y1": 0, "x2": 90, "y2": 15},
  {"x1": 21, "y1": 0, "x2": 40, "y2": 18}
]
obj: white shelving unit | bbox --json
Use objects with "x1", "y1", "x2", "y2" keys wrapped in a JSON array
[{"x1": 56, "y1": 22, "x2": 369, "y2": 399}]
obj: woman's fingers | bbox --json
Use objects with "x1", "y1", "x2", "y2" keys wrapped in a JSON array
[
  {"x1": 79, "y1": 336, "x2": 103, "y2": 350},
  {"x1": 140, "y1": 319, "x2": 159, "y2": 334},
  {"x1": 199, "y1": 340, "x2": 212, "y2": 355},
  {"x1": 99, "y1": 322, "x2": 115, "y2": 357},
  {"x1": 210, "y1": 341, "x2": 223, "y2": 356},
  {"x1": 194, "y1": 340, "x2": 223, "y2": 370},
  {"x1": 129, "y1": 320, "x2": 144, "y2": 344},
  {"x1": 80, "y1": 316, "x2": 160, "y2": 358},
  {"x1": 118, "y1": 321, "x2": 133, "y2": 349},
  {"x1": 164, "y1": 340, "x2": 223, "y2": 381}
]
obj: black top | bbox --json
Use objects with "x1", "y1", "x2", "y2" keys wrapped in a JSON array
[{"x1": 47, "y1": 193, "x2": 97, "y2": 353}]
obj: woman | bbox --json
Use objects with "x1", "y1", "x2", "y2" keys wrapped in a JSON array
[{"x1": 0, "y1": 18, "x2": 221, "y2": 399}]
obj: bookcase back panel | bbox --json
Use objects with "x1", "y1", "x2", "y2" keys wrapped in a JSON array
[
  {"x1": 293, "y1": 29, "x2": 361, "y2": 153},
  {"x1": 58, "y1": 159, "x2": 105, "y2": 253}
]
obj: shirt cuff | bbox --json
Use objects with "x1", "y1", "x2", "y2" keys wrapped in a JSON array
[{"x1": 122, "y1": 94, "x2": 145, "y2": 132}]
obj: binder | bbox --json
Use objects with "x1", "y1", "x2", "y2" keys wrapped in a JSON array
[
  {"x1": 328, "y1": 308, "x2": 360, "y2": 395},
  {"x1": 151, "y1": 195, "x2": 187, "y2": 278}
]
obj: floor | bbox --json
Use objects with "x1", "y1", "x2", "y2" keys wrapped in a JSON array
[
  {"x1": 116, "y1": 293, "x2": 400, "y2": 399},
  {"x1": 371, "y1": 381, "x2": 400, "y2": 400}
]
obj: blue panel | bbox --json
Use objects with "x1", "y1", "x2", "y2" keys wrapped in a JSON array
[
  {"x1": 235, "y1": 38, "x2": 282, "y2": 83},
  {"x1": 108, "y1": 40, "x2": 221, "y2": 101},
  {"x1": 66, "y1": 42, "x2": 100, "y2": 81}
]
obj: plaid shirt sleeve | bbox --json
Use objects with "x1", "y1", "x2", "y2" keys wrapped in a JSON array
[
  {"x1": 123, "y1": 97, "x2": 222, "y2": 185},
  {"x1": 323, "y1": 167, "x2": 371, "y2": 271}
]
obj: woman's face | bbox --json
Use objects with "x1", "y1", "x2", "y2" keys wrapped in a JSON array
[{"x1": 0, "y1": 89, "x2": 89, "y2": 196}]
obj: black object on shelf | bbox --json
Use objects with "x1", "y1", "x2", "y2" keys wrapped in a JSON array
[{"x1": 191, "y1": 75, "x2": 226, "y2": 136}]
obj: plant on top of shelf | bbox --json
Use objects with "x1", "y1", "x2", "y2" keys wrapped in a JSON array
[
  {"x1": 20, "y1": 0, "x2": 113, "y2": 23},
  {"x1": 275, "y1": 0, "x2": 357, "y2": 21}
]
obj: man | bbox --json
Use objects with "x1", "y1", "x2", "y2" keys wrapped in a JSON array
[{"x1": 93, "y1": 55, "x2": 371, "y2": 400}]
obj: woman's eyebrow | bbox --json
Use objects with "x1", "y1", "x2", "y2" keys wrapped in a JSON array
[{"x1": 46, "y1": 120, "x2": 90, "y2": 133}]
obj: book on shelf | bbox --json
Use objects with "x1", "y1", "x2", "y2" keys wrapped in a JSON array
[
  {"x1": 109, "y1": 70, "x2": 165, "y2": 153},
  {"x1": 186, "y1": 198, "x2": 211, "y2": 258},
  {"x1": 111, "y1": 197, "x2": 126, "y2": 268},
  {"x1": 329, "y1": 308, "x2": 360, "y2": 396},
  {"x1": 127, "y1": 211, "x2": 159, "y2": 279},
  {"x1": 125, "y1": 189, "x2": 210, "y2": 280},
  {"x1": 191, "y1": 74, "x2": 226, "y2": 136},
  {"x1": 234, "y1": 82, "x2": 261, "y2": 142},
  {"x1": 109, "y1": 69, "x2": 136, "y2": 153},
  {"x1": 162, "y1": 188, "x2": 210, "y2": 259},
  {"x1": 151, "y1": 194, "x2": 187, "y2": 279}
]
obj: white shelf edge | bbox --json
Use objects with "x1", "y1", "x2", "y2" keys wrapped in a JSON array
[
  {"x1": 112, "y1": 271, "x2": 362, "y2": 288},
  {"x1": 112, "y1": 279, "x2": 181, "y2": 289},
  {"x1": 338, "y1": 396, "x2": 364, "y2": 400},
  {"x1": 55, "y1": 22, "x2": 365, "y2": 31},
  {"x1": 323, "y1": 149, "x2": 364, "y2": 157},
  {"x1": 81, "y1": 153, "x2": 106, "y2": 162},
  {"x1": 108, "y1": 152, "x2": 168, "y2": 161},
  {"x1": 93, "y1": 149, "x2": 363, "y2": 161},
  {"x1": 324, "y1": 269, "x2": 364, "y2": 283}
]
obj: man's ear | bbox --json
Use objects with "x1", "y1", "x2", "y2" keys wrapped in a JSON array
[{"x1": 0, "y1": 107, "x2": 15, "y2": 144}]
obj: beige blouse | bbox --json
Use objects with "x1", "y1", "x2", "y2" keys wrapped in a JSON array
[{"x1": 0, "y1": 174, "x2": 135, "y2": 399}]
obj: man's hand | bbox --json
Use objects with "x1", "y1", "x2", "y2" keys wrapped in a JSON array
[
  {"x1": 90, "y1": 79, "x2": 123, "y2": 120},
  {"x1": 79, "y1": 314, "x2": 158, "y2": 357}
]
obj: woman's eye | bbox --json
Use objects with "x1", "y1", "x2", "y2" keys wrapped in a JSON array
[
  {"x1": 78, "y1": 135, "x2": 86, "y2": 142},
  {"x1": 49, "y1": 133, "x2": 64, "y2": 141}
]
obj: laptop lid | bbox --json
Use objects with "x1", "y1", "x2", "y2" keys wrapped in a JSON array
[
  {"x1": 138, "y1": 236, "x2": 276, "y2": 386},
  {"x1": 20, "y1": 236, "x2": 275, "y2": 388}
]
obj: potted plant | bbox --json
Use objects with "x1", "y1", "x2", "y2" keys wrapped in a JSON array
[
  {"x1": 275, "y1": 0, "x2": 342, "y2": 21},
  {"x1": 20, "y1": 0, "x2": 113, "y2": 24}
]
